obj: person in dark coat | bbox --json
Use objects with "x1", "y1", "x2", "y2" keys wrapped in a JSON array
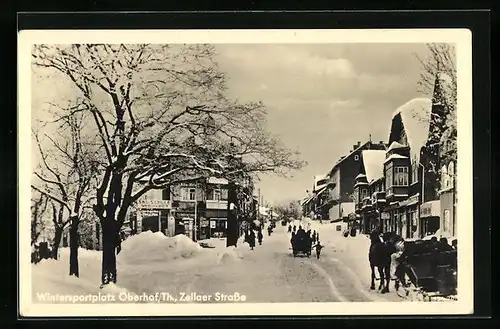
[
  {"x1": 248, "y1": 230, "x2": 256, "y2": 250},
  {"x1": 288, "y1": 225, "x2": 292, "y2": 233},
  {"x1": 267, "y1": 225, "x2": 273, "y2": 236},
  {"x1": 311, "y1": 230, "x2": 317, "y2": 244},
  {"x1": 313, "y1": 242, "x2": 323, "y2": 259},
  {"x1": 257, "y1": 229, "x2": 263, "y2": 245},
  {"x1": 296, "y1": 225, "x2": 306, "y2": 238},
  {"x1": 293, "y1": 225, "x2": 297, "y2": 233}
]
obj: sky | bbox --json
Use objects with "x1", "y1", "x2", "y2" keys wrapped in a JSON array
[
  {"x1": 214, "y1": 43, "x2": 432, "y2": 205},
  {"x1": 31, "y1": 43, "x2": 433, "y2": 206}
]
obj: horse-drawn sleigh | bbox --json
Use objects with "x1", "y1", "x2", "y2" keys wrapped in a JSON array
[
  {"x1": 394, "y1": 239, "x2": 457, "y2": 301},
  {"x1": 369, "y1": 229, "x2": 457, "y2": 301},
  {"x1": 291, "y1": 233, "x2": 312, "y2": 258}
]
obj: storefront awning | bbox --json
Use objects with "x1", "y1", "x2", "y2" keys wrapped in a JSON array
[{"x1": 420, "y1": 200, "x2": 440, "y2": 218}]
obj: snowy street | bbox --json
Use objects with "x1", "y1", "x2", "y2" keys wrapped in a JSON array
[{"x1": 32, "y1": 221, "x2": 406, "y2": 303}]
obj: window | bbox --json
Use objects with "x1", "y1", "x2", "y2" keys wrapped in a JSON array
[
  {"x1": 412, "y1": 161, "x2": 419, "y2": 184},
  {"x1": 361, "y1": 188, "x2": 368, "y2": 200},
  {"x1": 189, "y1": 188, "x2": 196, "y2": 201},
  {"x1": 394, "y1": 167, "x2": 409, "y2": 186},
  {"x1": 221, "y1": 188, "x2": 228, "y2": 201},
  {"x1": 448, "y1": 161, "x2": 455, "y2": 187},
  {"x1": 385, "y1": 166, "x2": 393, "y2": 188},
  {"x1": 441, "y1": 165, "x2": 449, "y2": 188},
  {"x1": 354, "y1": 155, "x2": 359, "y2": 161},
  {"x1": 213, "y1": 189, "x2": 221, "y2": 201},
  {"x1": 443, "y1": 209, "x2": 450, "y2": 233}
]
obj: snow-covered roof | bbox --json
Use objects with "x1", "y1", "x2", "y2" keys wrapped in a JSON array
[
  {"x1": 389, "y1": 98, "x2": 432, "y2": 163},
  {"x1": 383, "y1": 154, "x2": 408, "y2": 164},
  {"x1": 315, "y1": 185, "x2": 328, "y2": 197},
  {"x1": 387, "y1": 141, "x2": 407, "y2": 153},
  {"x1": 355, "y1": 173, "x2": 366, "y2": 180},
  {"x1": 362, "y1": 150, "x2": 387, "y2": 183},
  {"x1": 313, "y1": 174, "x2": 328, "y2": 191}
]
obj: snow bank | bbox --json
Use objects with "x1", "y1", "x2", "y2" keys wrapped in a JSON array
[
  {"x1": 118, "y1": 231, "x2": 204, "y2": 265},
  {"x1": 217, "y1": 246, "x2": 244, "y2": 264}
]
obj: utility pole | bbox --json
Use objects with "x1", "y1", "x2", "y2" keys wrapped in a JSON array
[{"x1": 226, "y1": 181, "x2": 238, "y2": 247}]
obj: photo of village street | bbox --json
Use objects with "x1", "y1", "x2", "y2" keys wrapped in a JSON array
[{"x1": 27, "y1": 39, "x2": 460, "y2": 310}]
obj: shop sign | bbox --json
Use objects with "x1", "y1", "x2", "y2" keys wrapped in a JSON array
[
  {"x1": 399, "y1": 194, "x2": 420, "y2": 207},
  {"x1": 420, "y1": 201, "x2": 440, "y2": 218},
  {"x1": 141, "y1": 210, "x2": 159, "y2": 217},
  {"x1": 137, "y1": 199, "x2": 172, "y2": 209}
]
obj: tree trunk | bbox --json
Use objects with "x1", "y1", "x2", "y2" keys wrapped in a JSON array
[
  {"x1": 52, "y1": 226, "x2": 63, "y2": 260},
  {"x1": 101, "y1": 219, "x2": 118, "y2": 286},
  {"x1": 69, "y1": 217, "x2": 80, "y2": 277},
  {"x1": 226, "y1": 182, "x2": 238, "y2": 247}
]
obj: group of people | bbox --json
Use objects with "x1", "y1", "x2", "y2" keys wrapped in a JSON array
[
  {"x1": 289, "y1": 224, "x2": 323, "y2": 259},
  {"x1": 244, "y1": 223, "x2": 276, "y2": 250}
]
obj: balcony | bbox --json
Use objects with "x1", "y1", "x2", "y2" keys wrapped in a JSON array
[
  {"x1": 371, "y1": 191, "x2": 386, "y2": 204},
  {"x1": 361, "y1": 197, "x2": 373, "y2": 210},
  {"x1": 385, "y1": 186, "x2": 409, "y2": 201},
  {"x1": 206, "y1": 200, "x2": 228, "y2": 210}
]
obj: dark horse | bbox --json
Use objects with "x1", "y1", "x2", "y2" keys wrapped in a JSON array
[{"x1": 368, "y1": 229, "x2": 391, "y2": 293}]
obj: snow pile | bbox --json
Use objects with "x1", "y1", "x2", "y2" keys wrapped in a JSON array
[
  {"x1": 118, "y1": 231, "x2": 204, "y2": 265},
  {"x1": 217, "y1": 246, "x2": 244, "y2": 264}
]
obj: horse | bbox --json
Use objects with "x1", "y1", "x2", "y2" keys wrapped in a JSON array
[{"x1": 368, "y1": 228, "x2": 391, "y2": 293}]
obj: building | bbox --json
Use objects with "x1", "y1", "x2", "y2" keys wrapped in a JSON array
[
  {"x1": 202, "y1": 177, "x2": 228, "y2": 239},
  {"x1": 325, "y1": 140, "x2": 386, "y2": 222},
  {"x1": 384, "y1": 98, "x2": 435, "y2": 239},
  {"x1": 353, "y1": 150, "x2": 387, "y2": 233}
]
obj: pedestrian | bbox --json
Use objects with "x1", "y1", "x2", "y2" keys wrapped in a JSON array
[
  {"x1": 311, "y1": 230, "x2": 317, "y2": 244},
  {"x1": 248, "y1": 230, "x2": 256, "y2": 250},
  {"x1": 288, "y1": 224, "x2": 292, "y2": 233},
  {"x1": 257, "y1": 229, "x2": 263, "y2": 245},
  {"x1": 293, "y1": 225, "x2": 297, "y2": 233},
  {"x1": 267, "y1": 225, "x2": 273, "y2": 236},
  {"x1": 313, "y1": 242, "x2": 323, "y2": 259}
]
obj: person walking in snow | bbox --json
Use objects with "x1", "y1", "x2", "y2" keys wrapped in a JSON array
[
  {"x1": 313, "y1": 242, "x2": 323, "y2": 259},
  {"x1": 248, "y1": 230, "x2": 256, "y2": 250},
  {"x1": 257, "y1": 229, "x2": 263, "y2": 245},
  {"x1": 293, "y1": 225, "x2": 297, "y2": 233},
  {"x1": 311, "y1": 230, "x2": 317, "y2": 244},
  {"x1": 267, "y1": 225, "x2": 273, "y2": 236},
  {"x1": 288, "y1": 224, "x2": 292, "y2": 233}
]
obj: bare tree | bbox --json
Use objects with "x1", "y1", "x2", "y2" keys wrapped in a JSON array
[
  {"x1": 415, "y1": 43, "x2": 457, "y2": 195},
  {"x1": 31, "y1": 190, "x2": 49, "y2": 246},
  {"x1": 31, "y1": 107, "x2": 99, "y2": 276},
  {"x1": 32, "y1": 44, "x2": 305, "y2": 286}
]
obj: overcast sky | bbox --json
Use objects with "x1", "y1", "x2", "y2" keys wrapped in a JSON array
[
  {"x1": 214, "y1": 43, "x2": 432, "y2": 205},
  {"x1": 31, "y1": 43, "x2": 434, "y2": 206}
]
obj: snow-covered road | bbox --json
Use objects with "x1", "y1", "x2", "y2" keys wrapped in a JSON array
[{"x1": 32, "y1": 222, "x2": 406, "y2": 303}]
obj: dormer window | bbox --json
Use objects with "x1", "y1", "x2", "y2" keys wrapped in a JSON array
[{"x1": 354, "y1": 155, "x2": 359, "y2": 161}]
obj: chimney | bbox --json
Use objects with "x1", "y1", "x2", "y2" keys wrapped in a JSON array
[
  {"x1": 352, "y1": 145, "x2": 357, "y2": 151},
  {"x1": 357, "y1": 141, "x2": 361, "y2": 147},
  {"x1": 379, "y1": 141, "x2": 384, "y2": 145}
]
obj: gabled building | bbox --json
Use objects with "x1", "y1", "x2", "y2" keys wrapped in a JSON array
[
  {"x1": 325, "y1": 140, "x2": 386, "y2": 222},
  {"x1": 384, "y1": 98, "x2": 435, "y2": 239},
  {"x1": 353, "y1": 150, "x2": 387, "y2": 233}
]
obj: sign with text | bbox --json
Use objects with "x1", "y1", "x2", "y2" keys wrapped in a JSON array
[{"x1": 137, "y1": 199, "x2": 172, "y2": 210}]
